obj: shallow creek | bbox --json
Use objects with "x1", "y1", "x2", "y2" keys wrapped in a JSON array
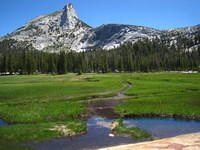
[
  {"x1": 30, "y1": 115, "x2": 200, "y2": 150},
  {"x1": 0, "y1": 114, "x2": 200, "y2": 150},
  {"x1": 1, "y1": 85, "x2": 200, "y2": 150},
  {"x1": 31, "y1": 91, "x2": 200, "y2": 150}
]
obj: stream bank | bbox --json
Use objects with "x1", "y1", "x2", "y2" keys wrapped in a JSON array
[{"x1": 30, "y1": 83, "x2": 200, "y2": 150}]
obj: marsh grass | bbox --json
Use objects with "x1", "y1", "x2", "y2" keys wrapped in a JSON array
[
  {"x1": 0, "y1": 73, "x2": 125, "y2": 143},
  {"x1": 113, "y1": 119, "x2": 152, "y2": 140},
  {"x1": 0, "y1": 73, "x2": 123, "y2": 101},
  {"x1": 0, "y1": 120, "x2": 86, "y2": 143},
  {"x1": 0, "y1": 101, "x2": 85, "y2": 123},
  {"x1": 115, "y1": 73, "x2": 200, "y2": 119},
  {"x1": 0, "y1": 144, "x2": 33, "y2": 150},
  {"x1": 0, "y1": 72, "x2": 199, "y2": 144}
]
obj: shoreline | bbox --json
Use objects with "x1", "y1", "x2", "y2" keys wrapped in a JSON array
[{"x1": 122, "y1": 113, "x2": 200, "y2": 121}]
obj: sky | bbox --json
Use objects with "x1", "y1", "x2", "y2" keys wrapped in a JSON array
[{"x1": 0, "y1": 0, "x2": 199, "y2": 37}]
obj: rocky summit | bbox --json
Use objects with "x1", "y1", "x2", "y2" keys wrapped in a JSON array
[{"x1": 0, "y1": 3, "x2": 200, "y2": 52}]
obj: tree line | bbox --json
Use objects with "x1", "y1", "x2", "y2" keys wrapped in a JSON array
[{"x1": 0, "y1": 38, "x2": 199, "y2": 75}]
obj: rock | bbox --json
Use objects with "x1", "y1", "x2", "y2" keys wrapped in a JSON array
[
  {"x1": 49, "y1": 125, "x2": 75, "y2": 136},
  {"x1": 109, "y1": 121, "x2": 119, "y2": 130}
]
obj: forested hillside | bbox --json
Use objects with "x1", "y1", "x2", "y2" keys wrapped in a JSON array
[{"x1": 0, "y1": 36, "x2": 199, "y2": 75}]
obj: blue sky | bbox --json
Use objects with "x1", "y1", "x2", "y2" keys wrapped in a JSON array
[{"x1": 0, "y1": 0, "x2": 199, "y2": 37}]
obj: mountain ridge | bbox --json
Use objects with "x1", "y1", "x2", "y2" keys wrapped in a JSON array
[{"x1": 0, "y1": 3, "x2": 200, "y2": 52}]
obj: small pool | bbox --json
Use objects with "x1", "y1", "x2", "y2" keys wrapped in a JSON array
[
  {"x1": 32, "y1": 116, "x2": 200, "y2": 150},
  {"x1": 123, "y1": 118, "x2": 200, "y2": 139}
]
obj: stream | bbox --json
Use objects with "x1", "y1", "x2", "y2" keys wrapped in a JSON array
[
  {"x1": 30, "y1": 116, "x2": 200, "y2": 150},
  {"x1": 32, "y1": 116, "x2": 134, "y2": 150},
  {"x1": 1, "y1": 84, "x2": 200, "y2": 150},
  {"x1": 30, "y1": 84, "x2": 200, "y2": 150},
  {"x1": 0, "y1": 115, "x2": 200, "y2": 150}
]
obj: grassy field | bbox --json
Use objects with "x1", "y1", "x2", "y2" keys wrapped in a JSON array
[
  {"x1": 0, "y1": 73, "x2": 126, "y2": 146},
  {"x1": 0, "y1": 73, "x2": 127, "y2": 123},
  {"x1": 0, "y1": 73, "x2": 125, "y2": 102},
  {"x1": 115, "y1": 73, "x2": 200, "y2": 119},
  {"x1": 0, "y1": 72, "x2": 199, "y2": 147}
]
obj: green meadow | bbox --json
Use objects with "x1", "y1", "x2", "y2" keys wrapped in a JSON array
[
  {"x1": 0, "y1": 72, "x2": 199, "y2": 147},
  {"x1": 0, "y1": 73, "x2": 126, "y2": 145},
  {"x1": 115, "y1": 73, "x2": 200, "y2": 119}
]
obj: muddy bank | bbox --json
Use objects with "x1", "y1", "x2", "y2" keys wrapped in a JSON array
[
  {"x1": 86, "y1": 99, "x2": 123, "y2": 119},
  {"x1": 123, "y1": 113, "x2": 200, "y2": 121},
  {"x1": 81, "y1": 83, "x2": 132, "y2": 120}
]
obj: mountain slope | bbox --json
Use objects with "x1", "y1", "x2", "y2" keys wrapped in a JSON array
[
  {"x1": 88, "y1": 24, "x2": 161, "y2": 49},
  {"x1": 1, "y1": 4, "x2": 92, "y2": 52},
  {"x1": 0, "y1": 3, "x2": 199, "y2": 52}
]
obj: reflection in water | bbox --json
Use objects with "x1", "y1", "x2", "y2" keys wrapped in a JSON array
[
  {"x1": 33, "y1": 116, "x2": 134, "y2": 150},
  {"x1": 32, "y1": 116, "x2": 200, "y2": 150}
]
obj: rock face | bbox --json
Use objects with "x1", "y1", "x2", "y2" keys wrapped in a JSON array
[
  {"x1": 1, "y1": 3, "x2": 92, "y2": 52},
  {"x1": 86, "y1": 24, "x2": 161, "y2": 50},
  {"x1": 100, "y1": 133, "x2": 200, "y2": 150},
  {"x1": 0, "y1": 3, "x2": 200, "y2": 52}
]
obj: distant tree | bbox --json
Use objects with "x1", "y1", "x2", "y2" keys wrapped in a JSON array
[{"x1": 57, "y1": 51, "x2": 67, "y2": 74}]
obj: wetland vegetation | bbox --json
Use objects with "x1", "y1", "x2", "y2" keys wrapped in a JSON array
[
  {"x1": 112, "y1": 119, "x2": 152, "y2": 140},
  {"x1": 0, "y1": 72, "x2": 199, "y2": 149}
]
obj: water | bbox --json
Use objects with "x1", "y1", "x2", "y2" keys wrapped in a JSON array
[
  {"x1": 123, "y1": 118, "x2": 200, "y2": 139},
  {"x1": 32, "y1": 116, "x2": 200, "y2": 150},
  {"x1": 0, "y1": 119, "x2": 7, "y2": 126},
  {"x1": 3, "y1": 86, "x2": 200, "y2": 150},
  {"x1": 32, "y1": 116, "x2": 134, "y2": 150},
  {"x1": 31, "y1": 89, "x2": 200, "y2": 150}
]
